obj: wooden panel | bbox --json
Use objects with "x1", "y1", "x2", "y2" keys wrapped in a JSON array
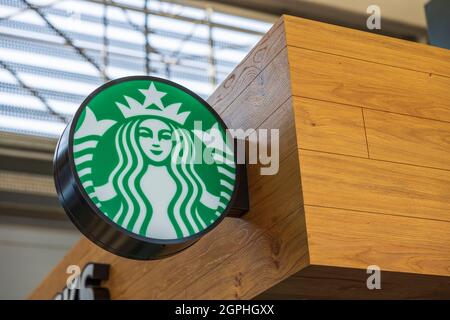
[
  {"x1": 185, "y1": 208, "x2": 309, "y2": 299},
  {"x1": 255, "y1": 265, "x2": 450, "y2": 300},
  {"x1": 299, "y1": 149, "x2": 450, "y2": 222},
  {"x1": 207, "y1": 19, "x2": 286, "y2": 115},
  {"x1": 284, "y1": 15, "x2": 450, "y2": 78},
  {"x1": 221, "y1": 47, "x2": 290, "y2": 130},
  {"x1": 288, "y1": 46, "x2": 450, "y2": 122},
  {"x1": 247, "y1": 97, "x2": 297, "y2": 184},
  {"x1": 218, "y1": 46, "x2": 293, "y2": 186},
  {"x1": 304, "y1": 205, "x2": 450, "y2": 276},
  {"x1": 293, "y1": 97, "x2": 368, "y2": 157},
  {"x1": 364, "y1": 109, "x2": 450, "y2": 170},
  {"x1": 246, "y1": 150, "x2": 302, "y2": 227}
]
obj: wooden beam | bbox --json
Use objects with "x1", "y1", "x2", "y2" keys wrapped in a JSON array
[
  {"x1": 255, "y1": 265, "x2": 450, "y2": 300},
  {"x1": 30, "y1": 15, "x2": 450, "y2": 299}
]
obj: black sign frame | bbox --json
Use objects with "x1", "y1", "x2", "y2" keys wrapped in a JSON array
[{"x1": 54, "y1": 76, "x2": 242, "y2": 260}]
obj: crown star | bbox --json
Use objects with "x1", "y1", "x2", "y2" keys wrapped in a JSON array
[
  {"x1": 139, "y1": 82, "x2": 166, "y2": 110},
  {"x1": 115, "y1": 81, "x2": 191, "y2": 125}
]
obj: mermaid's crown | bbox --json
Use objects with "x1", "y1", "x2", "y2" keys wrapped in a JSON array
[{"x1": 115, "y1": 82, "x2": 190, "y2": 125}]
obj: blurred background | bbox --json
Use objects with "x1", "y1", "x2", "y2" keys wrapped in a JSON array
[{"x1": 0, "y1": 0, "x2": 446, "y2": 299}]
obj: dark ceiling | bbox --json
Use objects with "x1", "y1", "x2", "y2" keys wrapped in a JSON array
[{"x1": 208, "y1": 0, "x2": 427, "y2": 41}]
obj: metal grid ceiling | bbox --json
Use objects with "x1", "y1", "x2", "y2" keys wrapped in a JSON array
[{"x1": 0, "y1": 0, "x2": 272, "y2": 137}]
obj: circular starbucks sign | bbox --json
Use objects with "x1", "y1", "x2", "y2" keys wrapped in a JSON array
[{"x1": 54, "y1": 76, "x2": 239, "y2": 260}]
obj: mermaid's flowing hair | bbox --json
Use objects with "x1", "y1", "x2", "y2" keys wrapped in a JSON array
[{"x1": 109, "y1": 117, "x2": 208, "y2": 238}]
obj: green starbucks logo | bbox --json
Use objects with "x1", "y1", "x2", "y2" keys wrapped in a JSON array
[{"x1": 54, "y1": 76, "x2": 240, "y2": 259}]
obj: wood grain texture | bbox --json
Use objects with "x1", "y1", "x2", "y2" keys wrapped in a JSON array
[
  {"x1": 246, "y1": 98, "x2": 297, "y2": 186},
  {"x1": 293, "y1": 97, "x2": 368, "y2": 157},
  {"x1": 245, "y1": 150, "x2": 302, "y2": 227},
  {"x1": 255, "y1": 265, "x2": 450, "y2": 300},
  {"x1": 288, "y1": 46, "x2": 450, "y2": 122},
  {"x1": 364, "y1": 109, "x2": 450, "y2": 170},
  {"x1": 185, "y1": 208, "x2": 308, "y2": 299},
  {"x1": 304, "y1": 205, "x2": 450, "y2": 276},
  {"x1": 217, "y1": 46, "x2": 294, "y2": 185},
  {"x1": 298, "y1": 149, "x2": 450, "y2": 222},
  {"x1": 283, "y1": 15, "x2": 450, "y2": 297},
  {"x1": 284, "y1": 15, "x2": 450, "y2": 78},
  {"x1": 220, "y1": 47, "x2": 290, "y2": 130},
  {"x1": 207, "y1": 18, "x2": 286, "y2": 115}
]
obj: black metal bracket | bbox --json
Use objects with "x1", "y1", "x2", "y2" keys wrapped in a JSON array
[{"x1": 228, "y1": 162, "x2": 249, "y2": 218}]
